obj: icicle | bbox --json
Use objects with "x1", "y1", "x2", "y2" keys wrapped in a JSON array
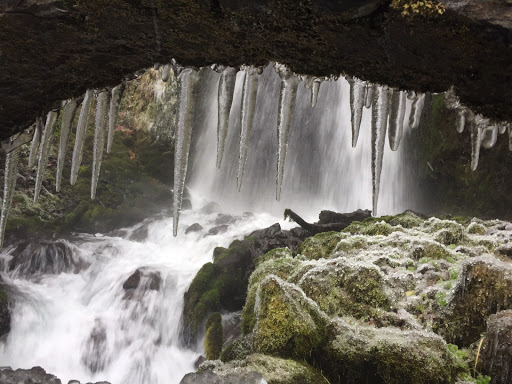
[
  {"x1": 107, "y1": 83, "x2": 125, "y2": 154},
  {"x1": 161, "y1": 64, "x2": 171, "y2": 82},
  {"x1": 444, "y1": 87, "x2": 460, "y2": 110},
  {"x1": 371, "y1": 85, "x2": 390, "y2": 216},
  {"x1": 469, "y1": 113, "x2": 484, "y2": 171},
  {"x1": 55, "y1": 99, "x2": 79, "y2": 192},
  {"x1": 91, "y1": 90, "x2": 111, "y2": 200},
  {"x1": 408, "y1": 93, "x2": 425, "y2": 129},
  {"x1": 216, "y1": 66, "x2": 237, "y2": 169},
  {"x1": 304, "y1": 77, "x2": 322, "y2": 108},
  {"x1": 509, "y1": 124, "x2": 512, "y2": 151},
  {"x1": 70, "y1": 89, "x2": 94, "y2": 185},
  {"x1": 348, "y1": 76, "x2": 366, "y2": 148},
  {"x1": 173, "y1": 68, "x2": 200, "y2": 236},
  {"x1": 456, "y1": 108, "x2": 467, "y2": 133},
  {"x1": 236, "y1": 65, "x2": 259, "y2": 192},
  {"x1": 28, "y1": 116, "x2": 43, "y2": 168},
  {"x1": 364, "y1": 84, "x2": 374, "y2": 109},
  {"x1": 275, "y1": 63, "x2": 299, "y2": 201},
  {"x1": 481, "y1": 125, "x2": 498, "y2": 149},
  {"x1": 34, "y1": 110, "x2": 59, "y2": 202},
  {"x1": 407, "y1": 91, "x2": 416, "y2": 100},
  {"x1": 0, "y1": 146, "x2": 21, "y2": 248},
  {"x1": 497, "y1": 122, "x2": 509, "y2": 135},
  {"x1": 388, "y1": 90, "x2": 406, "y2": 151}
]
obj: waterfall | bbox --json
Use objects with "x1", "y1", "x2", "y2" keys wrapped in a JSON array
[
  {"x1": 188, "y1": 64, "x2": 421, "y2": 221},
  {"x1": 0, "y1": 203, "x2": 292, "y2": 383}
]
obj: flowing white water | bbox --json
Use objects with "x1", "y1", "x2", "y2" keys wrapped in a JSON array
[
  {"x1": 0, "y1": 200, "x2": 292, "y2": 384},
  {"x1": 189, "y1": 64, "x2": 421, "y2": 221}
]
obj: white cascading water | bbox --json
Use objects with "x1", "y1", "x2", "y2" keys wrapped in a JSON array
[
  {"x1": 0, "y1": 198, "x2": 294, "y2": 383},
  {"x1": 0, "y1": 63, "x2": 423, "y2": 383},
  {"x1": 189, "y1": 64, "x2": 421, "y2": 220}
]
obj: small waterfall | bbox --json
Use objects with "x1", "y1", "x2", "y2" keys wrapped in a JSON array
[
  {"x1": 188, "y1": 64, "x2": 421, "y2": 220},
  {"x1": 0, "y1": 205, "x2": 292, "y2": 384}
]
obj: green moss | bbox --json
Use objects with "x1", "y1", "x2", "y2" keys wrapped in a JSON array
[
  {"x1": 297, "y1": 231, "x2": 344, "y2": 260},
  {"x1": 411, "y1": 241, "x2": 452, "y2": 261},
  {"x1": 214, "y1": 237, "x2": 256, "y2": 265},
  {"x1": 205, "y1": 312, "x2": 224, "y2": 360},
  {"x1": 255, "y1": 247, "x2": 292, "y2": 267},
  {"x1": 220, "y1": 334, "x2": 253, "y2": 363},
  {"x1": 466, "y1": 222, "x2": 487, "y2": 235},
  {"x1": 343, "y1": 219, "x2": 401, "y2": 237}
]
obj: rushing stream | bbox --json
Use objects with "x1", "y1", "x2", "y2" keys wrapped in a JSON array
[{"x1": 0, "y1": 196, "x2": 294, "y2": 384}]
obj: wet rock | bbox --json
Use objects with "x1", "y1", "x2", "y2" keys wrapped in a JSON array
[
  {"x1": 479, "y1": 310, "x2": 512, "y2": 384},
  {"x1": 0, "y1": 366, "x2": 62, "y2": 384},
  {"x1": 194, "y1": 356, "x2": 206, "y2": 369},
  {"x1": 123, "y1": 269, "x2": 141, "y2": 290},
  {"x1": 8, "y1": 240, "x2": 88, "y2": 277},
  {"x1": 435, "y1": 256, "x2": 512, "y2": 346},
  {"x1": 205, "y1": 312, "x2": 224, "y2": 360},
  {"x1": 128, "y1": 223, "x2": 149, "y2": 242},
  {"x1": 215, "y1": 214, "x2": 238, "y2": 226},
  {"x1": 496, "y1": 243, "x2": 512, "y2": 258},
  {"x1": 208, "y1": 225, "x2": 229, "y2": 236},
  {"x1": 185, "y1": 223, "x2": 203, "y2": 234},
  {"x1": 180, "y1": 369, "x2": 267, "y2": 384},
  {"x1": 0, "y1": 276, "x2": 10, "y2": 338},
  {"x1": 123, "y1": 268, "x2": 162, "y2": 292},
  {"x1": 222, "y1": 311, "x2": 242, "y2": 347}
]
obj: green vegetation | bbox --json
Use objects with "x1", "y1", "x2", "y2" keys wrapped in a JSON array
[{"x1": 205, "y1": 313, "x2": 224, "y2": 360}]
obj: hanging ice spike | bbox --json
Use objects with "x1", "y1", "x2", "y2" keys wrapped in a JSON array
[
  {"x1": 408, "y1": 93, "x2": 425, "y2": 129},
  {"x1": 0, "y1": 146, "x2": 21, "y2": 248},
  {"x1": 388, "y1": 90, "x2": 406, "y2": 151},
  {"x1": 304, "y1": 76, "x2": 322, "y2": 108},
  {"x1": 275, "y1": 63, "x2": 299, "y2": 201},
  {"x1": 70, "y1": 89, "x2": 94, "y2": 185},
  {"x1": 216, "y1": 66, "x2": 237, "y2": 169},
  {"x1": 34, "y1": 110, "x2": 59, "y2": 203},
  {"x1": 173, "y1": 68, "x2": 200, "y2": 236},
  {"x1": 371, "y1": 85, "x2": 390, "y2": 217},
  {"x1": 107, "y1": 83, "x2": 126, "y2": 154},
  {"x1": 469, "y1": 115, "x2": 482, "y2": 171},
  {"x1": 481, "y1": 124, "x2": 498, "y2": 149},
  {"x1": 91, "y1": 90, "x2": 111, "y2": 200},
  {"x1": 348, "y1": 76, "x2": 366, "y2": 148},
  {"x1": 28, "y1": 116, "x2": 43, "y2": 168},
  {"x1": 364, "y1": 84, "x2": 374, "y2": 109},
  {"x1": 56, "y1": 99, "x2": 79, "y2": 192},
  {"x1": 161, "y1": 64, "x2": 171, "y2": 82},
  {"x1": 237, "y1": 65, "x2": 259, "y2": 192},
  {"x1": 456, "y1": 108, "x2": 467, "y2": 133}
]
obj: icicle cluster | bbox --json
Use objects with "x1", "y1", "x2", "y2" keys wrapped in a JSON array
[
  {"x1": 445, "y1": 87, "x2": 511, "y2": 171},
  {"x1": 347, "y1": 76, "x2": 366, "y2": 148},
  {"x1": 91, "y1": 90, "x2": 111, "y2": 199}
]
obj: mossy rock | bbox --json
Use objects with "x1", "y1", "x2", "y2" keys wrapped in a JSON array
[
  {"x1": 211, "y1": 353, "x2": 327, "y2": 384},
  {"x1": 242, "y1": 253, "x2": 301, "y2": 335},
  {"x1": 220, "y1": 334, "x2": 253, "y2": 363},
  {"x1": 205, "y1": 312, "x2": 224, "y2": 360},
  {"x1": 434, "y1": 256, "x2": 512, "y2": 346},
  {"x1": 322, "y1": 319, "x2": 459, "y2": 384},
  {"x1": 343, "y1": 219, "x2": 401, "y2": 237},
  {"x1": 410, "y1": 240, "x2": 453, "y2": 261},
  {"x1": 252, "y1": 275, "x2": 328, "y2": 359},
  {"x1": 295, "y1": 258, "x2": 390, "y2": 320},
  {"x1": 466, "y1": 222, "x2": 487, "y2": 235},
  {"x1": 297, "y1": 231, "x2": 344, "y2": 260}
]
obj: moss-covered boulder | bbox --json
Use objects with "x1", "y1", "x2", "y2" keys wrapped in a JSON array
[
  {"x1": 203, "y1": 353, "x2": 326, "y2": 384},
  {"x1": 435, "y1": 256, "x2": 512, "y2": 346},
  {"x1": 321, "y1": 319, "x2": 460, "y2": 384},
  {"x1": 220, "y1": 334, "x2": 253, "y2": 363},
  {"x1": 251, "y1": 275, "x2": 328, "y2": 359},
  {"x1": 297, "y1": 231, "x2": 344, "y2": 260},
  {"x1": 205, "y1": 313, "x2": 224, "y2": 361}
]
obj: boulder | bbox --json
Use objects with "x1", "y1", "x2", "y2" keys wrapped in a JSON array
[
  {"x1": 185, "y1": 223, "x2": 203, "y2": 234},
  {"x1": 180, "y1": 369, "x2": 266, "y2": 384},
  {"x1": 479, "y1": 310, "x2": 512, "y2": 384}
]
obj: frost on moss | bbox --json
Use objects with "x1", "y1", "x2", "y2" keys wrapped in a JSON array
[
  {"x1": 208, "y1": 353, "x2": 326, "y2": 384},
  {"x1": 252, "y1": 275, "x2": 328, "y2": 359},
  {"x1": 297, "y1": 231, "x2": 344, "y2": 260},
  {"x1": 466, "y1": 222, "x2": 487, "y2": 235},
  {"x1": 323, "y1": 319, "x2": 458, "y2": 384},
  {"x1": 205, "y1": 312, "x2": 224, "y2": 360}
]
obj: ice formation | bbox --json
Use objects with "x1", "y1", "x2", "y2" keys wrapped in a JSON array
[
  {"x1": 456, "y1": 108, "x2": 467, "y2": 133},
  {"x1": 470, "y1": 116, "x2": 483, "y2": 171},
  {"x1": 0, "y1": 146, "x2": 20, "y2": 247},
  {"x1": 237, "y1": 65, "x2": 260, "y2": 191},
  {"x1": 364, "y1": 84, "x2": 374, "y2": 109},
  {"x1": 173, "y1": 68, "x2": 200, "y2": 236},
  {"x1": 371, "y1": 86, "x2": 390, "y2": 216},
  {"x1": 348, "y1": 76, "x2": 366, "y2": 148},
  {"x1": 408, "y1": 93, "x2": 425, "y2": 129},
  {"x1": 304, "y1": 77, "x2": 323, "y2": 108},
  {"x1": 275, "y1": 63, "x2": 300, "y2": 201},
  {"x1": 387, "y1": 90, "x2": 406, "y2": 151},
  {"x1": 481, "y1": 125, "x2": 498, "y2": 149},
  {"x1": 34, "y1": 110, "x2": 59, "y2": 202},
  {"x1": 161, "y1": 64, "x2": 171, "y2": 82},
  {"x1": 56, "y1": 99, "x2": 79, "y2": 192},
  {"x1": 216, "y1": 66, "x2": 237, "y2": 168},
  {"x1": 70, "y1": 89, "x2": 94, "y2": 185},
  {"x1": 28, "y1": 117, "x2": 43, "y2": 168},
  {"x1": 107, "y1": 83, "x2": 125, "y2": 154},
  {"x1": 91, "y1": 90, "x2": 111, "y2": 199}
]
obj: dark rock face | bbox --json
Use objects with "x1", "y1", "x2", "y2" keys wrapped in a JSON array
[
  {"x1": 1, "y1": 0, "x2": 512, "y2": 139},
  {"x1": 8, "y1": 240, "x2": 88, "y2": 277},
  {"x1": 0, "y1": 366, "x2": 62, "y2": 384},
  {"x1": 122, "y1": 269, "x2": 141, "y2": 290},
  {"x1": 122, "y1": 268, "x2": 162, "y2": 293},
  {"x1": 479, "y1": 310, "x2": 512, "y2": 384},
  {"x1": 207, "y1": 225, "x2": 229, "y2": 236},
  {"x1": 180, "y1": 369, "x2": 265, "y2": 384}
]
